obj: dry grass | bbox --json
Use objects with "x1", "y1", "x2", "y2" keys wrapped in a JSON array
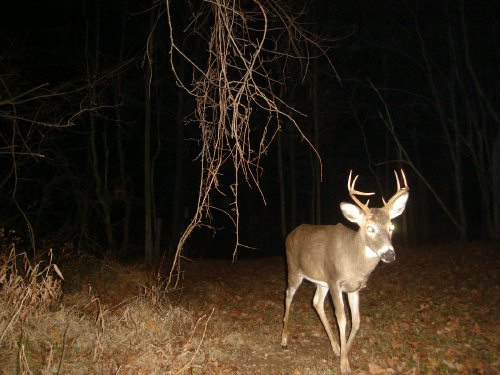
[
  {"x1": 0, "y1": 245, "x2": 63, "y2": 343},
  {"x1": 0, "y1": 246, "x2": 214, "y2": 374}
]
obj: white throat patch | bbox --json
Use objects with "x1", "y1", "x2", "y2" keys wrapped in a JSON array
[{"x1": 364, "y1": 245, "x2": 378, "y2": 258}]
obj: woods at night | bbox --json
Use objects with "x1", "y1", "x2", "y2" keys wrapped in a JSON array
[{"x1": 0, "y1": 0, "x2": 498, "y2": 373}]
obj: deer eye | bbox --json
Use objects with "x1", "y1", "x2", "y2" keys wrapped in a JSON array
[{"x1": 367, "y1": 225, "x2": 376, "y2": 233}]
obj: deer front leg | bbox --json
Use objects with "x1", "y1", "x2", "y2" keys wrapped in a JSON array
[
  {"x1": 312, "y1": 285, "x2": 340, "y2": 356},
  {"x1": 331, "y1": 286, "x2": 351, "y2": 374},
  {"x1": 346, "y1": 291, "x2": 360, "y2": 353}
]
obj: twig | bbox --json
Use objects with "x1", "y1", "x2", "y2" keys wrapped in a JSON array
[
  {"x1": 175, "y1": 307, "x2": 215, "y2": 374},
  {"x1": 56, "y1": 323, "x2": 70, "y2": 375}
]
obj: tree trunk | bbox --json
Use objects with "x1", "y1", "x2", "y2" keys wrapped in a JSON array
[
  {"x1": 85, "y1": 3, "x2": 114, "y2": 253},
  {"x1": 492, "y1": 130, "x2": 500, "y2": 239},
  {"x1": 171, "y1": 86, "x2": 185, "y2": 253},
  {"x1": 144, "y1": 31, "x2": 154, "y2": 264},
  {"x1": 112, "y1": 4, "x2": 130, "y2": 256},
  {"x1": 312, "y1": 67, "x2": 321, "y2": 225},
  {"x1": 151, "y1": 52, "x2": 162, "y2": 260},
  {"x1": 116, "y1": 125, "x2": 130, "y2": 254},
  {"x1": 277, "y1": 129, "x2": 287, "y2": 238},
  {"x1": 289, "y1": 127, "x2": 297, "y2": 230},
  {"x1": 415, "y1": 17, "x2": 467, "y2": 240}
]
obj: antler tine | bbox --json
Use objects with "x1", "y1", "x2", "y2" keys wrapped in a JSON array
[
  {"x1": 385, "y1": 169, "x2": 409, "y2": 207},
  {"x1": 394, "y1": 169, "x2": 409, "y2": 191},
  {"x1": 400, "y1": 169, "x2": 408, "y2": 188},
  {"x1": 347, "y1": 170, "x2": 375, "y2": 212},
  {"x1": 394, "y1": 170, "x2": 401, "y2": 191}
]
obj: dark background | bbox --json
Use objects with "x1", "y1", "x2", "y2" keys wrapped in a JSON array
[{"x1": 0, "y1": 0, "x2": 498, "y2": 260}]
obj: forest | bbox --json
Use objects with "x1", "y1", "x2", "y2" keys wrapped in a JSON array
[
  {"x1": 1, "y1": 0, "x2": 498, "y2": 261},
  {"x1": 0, "y1": 0, "x2": 498, "y2": 373}
]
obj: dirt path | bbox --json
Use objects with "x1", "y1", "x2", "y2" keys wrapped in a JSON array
[{"x1": 179, "y1": 243, "x2": 499, "y2": 374}]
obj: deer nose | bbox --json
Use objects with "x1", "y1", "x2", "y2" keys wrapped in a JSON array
[{"x1": 380, "y1": 248, "x2": 396, "y2": 263}]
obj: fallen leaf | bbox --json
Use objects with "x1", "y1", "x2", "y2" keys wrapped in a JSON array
[
  {"x1": 472, "y1": 322, "x2": 481, "y2": 333},
  {"x1": 49, "y1": 329, "x2": 61, "y2": 342},
  {"x1": 443, "y1": 348, "x2": 455, "y2": 358},
  {"x1": 442, "y1": 359, "x2": 463, "y2": 370},
  {"x1": 390, "y1": 340, "x2": 402, "y2": 350},
  {"x1": 386, "y1": 357, "x2": 398, "y2": 367},
  {"x1": 428, "y1": 356, "x2": 439, "y2": 368},
  {"x1": 368, "y1": 362, "x2": 393, "y2": 374},
  {"x1": 53, "y1": 264, "x2": 64, "y2": 280}
]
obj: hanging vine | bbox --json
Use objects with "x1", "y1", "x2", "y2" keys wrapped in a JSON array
[{"x1": 164, "y1": 0, "x2": 333, "y2": 286}]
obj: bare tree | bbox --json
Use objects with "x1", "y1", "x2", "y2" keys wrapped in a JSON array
[
  {"x1": 411, "y1": 3, "x2": 498, "y2": 240},
  {"x1": 164, "y1": 0, "x2": 331, "y2": 285},
  {"x1": 0, "y1": 68, "x2": 92, "y2": 257},
  {"x1": 144, "y1": 16, "x2": 154, "y2": 263},
  {"x1": 311, "y1": 61, "x2": 322, "y2": 225},
  {"x1": 349, "y1": 2, "x2": 498, "y2": 242}
]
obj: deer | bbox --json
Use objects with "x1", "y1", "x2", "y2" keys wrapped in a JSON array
[{"x1": 281, "y1": 170, "x2": 409, "y2": 373}]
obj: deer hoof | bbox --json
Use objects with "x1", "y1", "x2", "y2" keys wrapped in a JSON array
[
  {"x1": 281, "y1": 337, "x2": 288, "y2": 348},
  {"x1": 340, "y1": 358, "x2": 351, "y2": 374}
]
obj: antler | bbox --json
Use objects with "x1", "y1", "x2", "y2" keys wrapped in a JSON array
[
  {"x1": 348, "y1": 170, "x2": 375, "y2": 213},
  {"x1": 384, "y1": 169, "x2": 409, "y2": 207}
]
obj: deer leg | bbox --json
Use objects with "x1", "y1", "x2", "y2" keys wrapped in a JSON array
[
  {"x1": 312, "y1": 285, "x2": 340, "y2": 356},
  {"x1": 281, "y1": 275, "x2": 302, "y2": 347},
  {"x1": 331, "y1": 286, "x2": 351, "y2": 374},
  {"x1": 346, "y1": 291, "x2": 360, "y2": 353}
]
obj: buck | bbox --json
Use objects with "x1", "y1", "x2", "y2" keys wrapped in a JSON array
[{"x1": 281, "y1": 170, "x2": 409, "y2": 373}]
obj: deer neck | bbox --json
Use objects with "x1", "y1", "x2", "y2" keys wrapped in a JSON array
[{"x1": 351, "y1": 228, "x2": 381, "y2": 270}]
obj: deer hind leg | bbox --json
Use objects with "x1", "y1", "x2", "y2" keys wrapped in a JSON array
[
  {"x1": 281, "y1": 274, "x2": 302, "y2": 347},
  {"x1": 312, "y1": 285, "x2": 340, "y2": 356},
  {"x1": 346, "y1": 291, "x2": 360, "y2": 353},
  {"x1": 331, "y1": 286, "x2": 351, "y2": 374}
]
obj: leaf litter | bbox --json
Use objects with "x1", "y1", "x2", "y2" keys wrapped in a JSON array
[
  {"x1": 180, "y1": 242, "x2": 499, "y2": 374},
  {"x1": 0, "y1": 241, "x2": 498, "y2": 374}
]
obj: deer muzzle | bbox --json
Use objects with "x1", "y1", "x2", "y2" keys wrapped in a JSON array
[{"x1": 380, "y1": 248, "x2": 396, "y2": 263}]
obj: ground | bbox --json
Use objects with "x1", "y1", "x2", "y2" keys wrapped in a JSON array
[
  {"x1": 178, "y1": 242, "x2": 499, "y2": 374},
  {"x1": 0, "y1": 242, "x2": 498, "y2": 374}
]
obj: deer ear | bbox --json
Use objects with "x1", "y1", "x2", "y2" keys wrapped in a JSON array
[
  {"x1": 340, "y1": 202, "x2": 364, "y2": 224},
  {"x1": 388, "y1": 191, "x2": 409, "y2": 219}
]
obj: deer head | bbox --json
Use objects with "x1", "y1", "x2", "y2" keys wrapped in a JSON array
[{"x1": 340, "y1": 170, "x2": 409, "y2": 263}]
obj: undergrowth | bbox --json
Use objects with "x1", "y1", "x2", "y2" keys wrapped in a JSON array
[{"x1": 0, "y1": 241, "x2": 213, "y2": 374}]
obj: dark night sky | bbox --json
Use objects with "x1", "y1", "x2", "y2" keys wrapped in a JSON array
[{"x1": 1, "y1": 0, "x2": 498, "y2": 258}]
